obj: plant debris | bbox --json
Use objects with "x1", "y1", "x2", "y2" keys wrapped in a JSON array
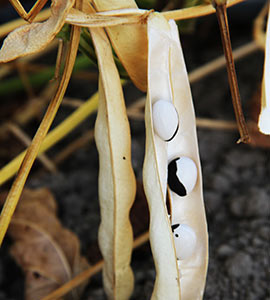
[{"x1": 0, "y1": 187, "x2": 90, "y2": 300}]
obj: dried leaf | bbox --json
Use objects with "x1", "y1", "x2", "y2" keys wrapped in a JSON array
[
  {"x1": 90, "y1": 25, "x2": 136, "y2": 299},
  {"x1": 0, "y1": 0, "x2": 75, "y2": 63},
  {"x1": 91, "y1": 0, "x2": 148, "y2": 91},
  {"x1": 143, "y1": 13, "x2": 208, "y2": 299},
  {"x1": 0, "y1": 188, "x2": 90, "y2": 300}
]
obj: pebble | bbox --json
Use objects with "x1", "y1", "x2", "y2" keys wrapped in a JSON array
[
  {"x1": 229, "y1": 187, "x2": 270, "y2": 218},
  {"x1": 258, "y1": 226, "x2": 270, "y2": 240},
  {"x1": 217, "y1": 244, "x2": 235, "y2": 259},
  {"x1": 225, "y1": 252, "x2": 253, "y2": 278}
]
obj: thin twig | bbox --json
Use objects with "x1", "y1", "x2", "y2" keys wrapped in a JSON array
[
  {"x1": 61, "y1": 97, "x2": 85, "y2": 108},
  {"x1": 53, "y1": 129, "x2": 94, "y2": 164},
  {"x1": 196, "y1": 118, "x2": 237, "y2": 130},
  {"x1": 214, "y1": 1, "x2": 250, "y2": 143},
  {"x1": 0, "y1": 8, "x2": 51, "y2": 38},
  {"x1": 16, "y1": 62, "x2": 35, "y2": 99},
  {"x1": 162, "y1": 0, "x2": 245, "y2": 21},
  {"x1": 54, "y1": 39, "x2": 65, "y2": 81},
  {"x1": 0, "y1": 0, "x2": 245, "y2": 38},
  {"x1": 7, "y1": 123, "x2": 58, "y2": 173},
  {"x1": 189, "y1": 41, "x2": 259, "y2": 84},
  {"x1": 8, "y1": 0, "x2": 48, "y2": 22}
]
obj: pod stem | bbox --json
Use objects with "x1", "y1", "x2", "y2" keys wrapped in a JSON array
[{"x1": 214, "y1": 0, "x2": 250, "y2": 143}]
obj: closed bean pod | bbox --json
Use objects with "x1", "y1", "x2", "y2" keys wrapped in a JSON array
[{"x1": 91, "y1": 26, "x2": 136, "y2": 300}]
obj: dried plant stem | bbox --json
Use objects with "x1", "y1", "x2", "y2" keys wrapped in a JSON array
[
  {"x1": 0, "y1": 8, "x2": 50, "y2": 38},
  {"x1": 214, "y1": 2, "x2": 250, "y2": 143},
  {"x1": 0, "y1": 37, "x2": 255, "y2": 185},
  {"x1": 54, "y1": 39, "x2": 65, "y2": 81},
  {"x1": 0, "y1": 23, "x2": 81, "y2": 246},
  {"x1": 162, "y1": 0, "x2": 245, "y2": 21},
  {"x1": 0, "y1": 92, "x2": 98, "y2": 186},
  {"x1": 196, "y1": 118, "x2": 237, "y2": 130},
  {"x1": 16, "y1": 62, "x2": 35, "y2": 99},
  {"x1": 1, "y1": 0, "x2": 245, "y2": 38},
  {"x1": 8, "y1": 0, "x2": 48, "y2": 22},
  {"x1": 7, "y1": 122, "x2": 58, "y2": 173},
  {"x1": 53, "y1": 129, "x2": 94, "y2": 164},
  {"x1": 189, "y1": 41, "x2": 259, "y2": 83},
  {"x1": 41, "y1": 232, "x2": 150, "y2": 300},
  {"x1": 253, "y1": 2, "x2": 269, "y2": 50}
]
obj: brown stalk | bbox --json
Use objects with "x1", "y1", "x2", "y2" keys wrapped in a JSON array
[
  {"x1": 0, "y1": 8, "x2": 82, "y2": 246},
  {"x1": 214, "y1": 1, "x2": 250, "y2": 143}
]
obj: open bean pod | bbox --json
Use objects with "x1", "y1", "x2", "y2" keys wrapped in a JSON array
[
  {"x1": 143, "y1": 13, "x2": 208, "y2": 300},
  {"x1": 90, "y1": 26, "x2": 136, "y2": 299}
]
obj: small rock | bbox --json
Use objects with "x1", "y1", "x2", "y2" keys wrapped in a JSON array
[
  {"x1": 258, "y1": 226, "x2": 270, "y2": 240},
  {"x1": 229, "y1": 187, "x2": 270, "y2": 218},
  {"x1": 225, "y1": 251, "x2": 253, "y2": 278},
  {"x1": 212, "y1": 173, "x2": 231, "y2": 193},
  {"x1": 217, "y1": 244, "x2": 235, "y2": 259},
  {"x1": 252, "y1": 237, "x2": 264, "y2": 247}
]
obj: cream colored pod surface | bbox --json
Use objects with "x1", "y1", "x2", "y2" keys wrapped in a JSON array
[
  {"x1": 90, "y1": 26, "x2": 136, "y2": 300},
  {"x1": 143, "y1": 13, "x2": 208, "y2": 300}
]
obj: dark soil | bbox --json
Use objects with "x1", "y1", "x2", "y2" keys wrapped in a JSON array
[{"x1": 0, "y1": 1, "x2": 269, "y2": 299}]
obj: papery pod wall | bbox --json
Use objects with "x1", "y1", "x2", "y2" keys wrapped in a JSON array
[
  {"x1": 90, "y1": 25, "x2": 136, "y2": 300},
  {"x1": 143, "y1": 13, "x2": 208, "y2": 300},
  {"x1": 91, "y1": 0, "x2": 148, "y2": 91}
]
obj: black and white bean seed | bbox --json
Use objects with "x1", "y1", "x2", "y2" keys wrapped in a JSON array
[
  {"x1": 172, "y1": 223, "x2": 197, "y2": 260},
  {"x1": 152, "y1": 100, "x2": 179, "y2": 142},
  {"x1": 168, "y1": 157, "x2": 197, "y2": 197}
]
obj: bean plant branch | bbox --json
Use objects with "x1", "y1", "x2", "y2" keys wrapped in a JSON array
[
  {"x1": 0, "y1": 37, "x2": 256, "y2": 186},
  {"x1": 8, "y1": 0, "x2": 48, "y2": 22},
  {"x1": 0, "y1": 16, "x2": 81, "y2": 246},
  {"x1": 213, "y1": 0, "x2": 250, "y2": 143},
  {"x1": 1, "y1": 0, "x2": 245, "y2": 38}
]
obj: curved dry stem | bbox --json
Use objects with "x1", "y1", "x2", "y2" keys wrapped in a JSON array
[
  {"x1": 0, "y1": 19, "x2": 81, "y2": 246},
  {"x1": 253, "y1": 2, "x2": 269, "y2": 50},
  {"x1": 0, "y1": 8, "x2": 50, "y2": 38},
  {"x1": 161, "y1": 0, "x2": 245, "y2": 21}
]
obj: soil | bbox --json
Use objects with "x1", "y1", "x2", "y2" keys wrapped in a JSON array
[{"x1": 0, "y1": 1, "x2": 269, "y2": 299}]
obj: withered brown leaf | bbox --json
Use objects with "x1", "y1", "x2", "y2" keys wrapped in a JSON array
[
  {"x1": 0, "y1": 0, "x2": 75, "y2": 63},
  {"x1": 0, "y1": 187, "x2": 90, "y2": 300}
]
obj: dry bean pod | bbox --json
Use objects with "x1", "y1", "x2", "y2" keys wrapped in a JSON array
[
  {"x1": 167, "y1": 20, "x2": 208, "y2": 300},
  {"x1": 90, "y1": 26, "x2": 136, "y2": 300},
  {"x1": 143, "y1": 14, "x2": 181, "y2": 300},
  {"x1": 92, "y1": 0, "x2": 147, "y2": 91},
  {"x1": 143, "y1": 13, "x2": 208, "y2": 300}
]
